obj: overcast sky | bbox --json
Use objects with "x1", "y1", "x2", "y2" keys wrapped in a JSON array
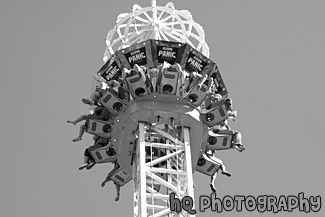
[{"x1": 0, "y1": 0, "x2": 324, "y2": 217}]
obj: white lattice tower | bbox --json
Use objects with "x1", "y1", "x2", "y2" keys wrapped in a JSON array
[
  {"x1": 103, "y1": 0, "x2": 210, "y2": 62},
  {"x1": 133, "y1": 122, "x2": 195, "y2": 217},
  {"x1": 102, "y1": 1, "x2": 213, "y2": 216}
]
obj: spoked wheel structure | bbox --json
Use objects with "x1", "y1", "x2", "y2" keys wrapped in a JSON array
[{"x1": 103, "y1": 0, "x2": 210, "y2": 62}]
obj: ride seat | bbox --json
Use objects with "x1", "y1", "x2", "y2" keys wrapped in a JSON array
[
  {"x1": 202, "y1": 99, "x2": 228, "y2": 127},
  {"x1": 196, "y1": 154, "x2": 221, "y2": 176},
  {"x1": 200, "y1": 94, "x2": 222, "y2": 114},
  {"x1": 88, "y1": 144, "x2": 117, "y2": 164},
  {"x1": 205, "y1": 131, "x2": 232, "y2": 151},
  {"x1": 99, "y1": 88, "x2": 126, "y2": 115},
  {"x1": 125, "y1": 73, "x2": 149, "y2": 99},
  {"x1": 87, "y1": 118, "x2": 112, "y2": 138},
  {"x1": 106, "y1": 165, "x2": 132, "y2": 186},
  {"x1": 207, "y1": 129, "x2": 243, "y2": 151},
  {"x1": 218, "y1": 129, "x2": 242, "y2": 146},
  {"x1": 159, "y1": 70, "x2": 179, "y2": 95},
  {"x1": 185, "y1": 82, "x2": 211, "y2": 107}
]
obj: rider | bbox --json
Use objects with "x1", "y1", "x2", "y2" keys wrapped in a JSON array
[
  {"x1": 101, "y1": 162, "x2": 121, "y2": 201},
  {"x1": 210, "y1": 127, "x2": 246, "y2": 152},
  {"x1": 225, "y1": 98, "x2": 237, "y2": 119},
  {"x1": 67, "y1": 106, "x2": 112, "y2": 142},
  {"x1": 82, "y1": 74, "x2": 107, "y2": 107},
  {"x1": 205, "y1": 149, "x2": 231, "y2": 193},
  {"x1": 79, "y1": 136, "x2": 111, "y2": 170}
]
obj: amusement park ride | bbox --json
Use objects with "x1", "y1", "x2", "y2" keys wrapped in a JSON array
[{"x1": 68, "y1": 1, "x2": 245, "y2": 216}]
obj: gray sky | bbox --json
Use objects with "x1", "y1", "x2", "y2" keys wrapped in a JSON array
[{"x1": 0, "y1": 0, "x2": 324, "y2": 216}]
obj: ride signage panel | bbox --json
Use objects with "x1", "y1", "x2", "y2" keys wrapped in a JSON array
[
  {"x1": 185, "y1": 51, "x2": 208, "y2": 73},
  {"x1": 151, "y1": 40, "x2": 186, "y2": 66},
  {"x1": 179, "y1": 44, "x2": 214, "y2": 76},
  {"x1": 125, "y1": 47, "x2": 147, "y2": 66},
  {"x1": 97, "y1": 54, "x2": 122, "y2": 81},
  {"x1": 116, "y1": 40, "x2": 153, "y2": 69}
]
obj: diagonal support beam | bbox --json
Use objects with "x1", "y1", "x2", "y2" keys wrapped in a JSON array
[
  {"x1": 146, "y1": 149, "x2": 183, "y2": 167},
  {"x1": 150, "y1": 126, "x2": 185, "y2": 146},
  {"x1": 145, "y1": 142, "x2": 184, "y2": 149},
  {"x1": 147, "y1": 167, "x2": 186, "y2": 175},
  {"x1": 146, "y1": 171, "x2": 184, "y2": 195},
  {"x1": 149, "y1": 208, "x2": 172, "y2": 217}
]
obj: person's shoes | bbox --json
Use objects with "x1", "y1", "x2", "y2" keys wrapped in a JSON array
[
  {"x1": 67, "y1": 120, "x2": 76, "y2": 125},
  {"x1": 86, "y1": 162, "x2": 96, "y2": 170},
  {"x1": 221, "y1": 171, "x2": 232, "y2": 177},
  {"x1": 210, "y1": 184, "x2": 217, "y2": 193},
  {"x1": 72, "y1": 137, "x2": 82, "y2": 142},
  {"x1": 82, "y1": 98, "x2": 93, "y2": 106},
  {"x1": 238, "y1": 145, "x2": 246, "y2": 152},
  {"x1": 115, "y1": 194, "x2": 120, "y2": 201},
  {"x1": 78, "y1": 164, "x2": 88, "y2": 170}
]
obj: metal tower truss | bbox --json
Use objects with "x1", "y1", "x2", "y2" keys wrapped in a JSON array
[{"x1": 133, "y1": 122, "x2": 195, "y2": 217}]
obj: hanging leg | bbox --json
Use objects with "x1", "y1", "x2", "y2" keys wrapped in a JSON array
[
  {"x1": 219, "y1": 164, "x2": 232, "y2": 177},
  {"x1": 67, "y1": 115, "x2": 87, "y2": 125},
  {"x1": 101, "y1": 176, "x2": 111, "y2": 187},
  {"x1": 114, "y1": 183, "x2": 121, "y2": 201},
  {"x1": 210, "y1": 172, "x2": 218, "y2": 193},
  {"x1": 82, "y1": 98, "x2": 94, "y2": 106},
  {"x1": 79, "y1": 150, "x2": 90, "y2": 170},
  {"x1": 72, "y1": 125, "x2": 87, "y2": 142}
]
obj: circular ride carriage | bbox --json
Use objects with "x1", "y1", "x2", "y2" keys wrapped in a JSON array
[{"x1": 69, "y1": 1, "x2": 245, "y2": 216}]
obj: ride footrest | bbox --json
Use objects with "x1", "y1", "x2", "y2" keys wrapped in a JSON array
[{"x1": 99, "y1": 88, "x2": 127, "y2": 115}]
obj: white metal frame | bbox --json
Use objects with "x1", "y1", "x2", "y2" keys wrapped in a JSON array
[
  {"x1": 133, "y1": 122, "x2": 196, "y2": 217},
  {"x1": 103, "y1": 0, "x2": 209, "y2": 62}
]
